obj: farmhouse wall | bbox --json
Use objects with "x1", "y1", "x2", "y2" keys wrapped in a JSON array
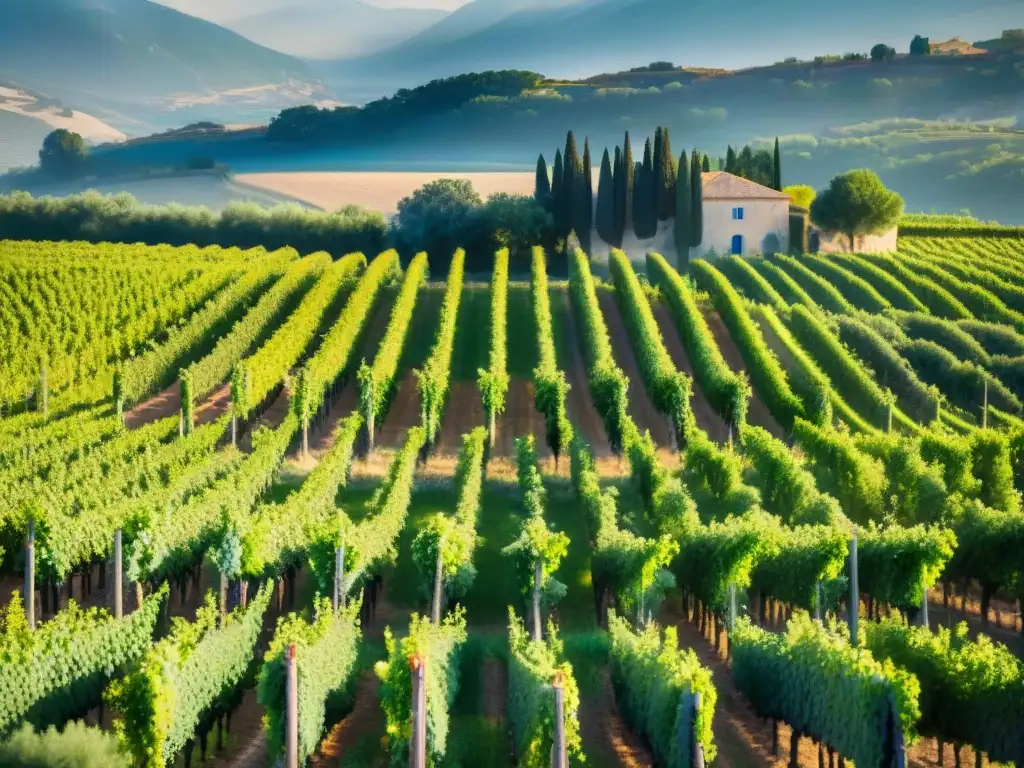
[
  {"x1": 810, "y1": 226, "x2": 898, "y2": 253},
  {"x1": 698, "y1": 199, "x2": 790, "y2": 257}
]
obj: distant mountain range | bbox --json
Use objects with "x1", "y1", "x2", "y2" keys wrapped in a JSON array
[
  {"x1": 156, "y1": 0, "x2": 451, "y2": 60},
  {"x1": 319, "y1": 0, "x2": 1023, "y2": 95},
  {"x1": 0, "y1": 0, "x2": 319, "y2": 105}
]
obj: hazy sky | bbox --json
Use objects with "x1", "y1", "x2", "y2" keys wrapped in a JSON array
[{"x1": 367, "y1": 0, "x2": 469, "y2": 8}]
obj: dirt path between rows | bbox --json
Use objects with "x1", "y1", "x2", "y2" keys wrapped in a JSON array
[
  {"x1": 579, "y1": 667, "x2": 654, "y2": 768},
  {"x1": 434, "y1": 380, "x2": 486, "y2": 456},
  {"x1": 651, "y1": 304, "x2": 730, "y2": 443},
  {"x1": 311, "y1": 672, "x2": 385, "y2": 768},
  {"x1": 377, "y1": 373, "x2": 421, "y2": 449},
  {"x1": 597, "y1": 292, "x2": 673, "y2": 448},
  {"x1": 496, "y1": 378, "x2": 551, "y2": 460},
  {"x1": 702, "y1": 310, "x2": 785, "y2": 439},
  {"x1": 558, "y1": 292, "x2": 612, "y2": 456},
  {"x1": 125, "y1": 381, "x2": 232, "y2": 431}
]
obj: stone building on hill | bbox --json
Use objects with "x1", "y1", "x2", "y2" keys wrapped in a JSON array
[{"x1": 694, "y1": 172, "x2": 791, "y2": 257}]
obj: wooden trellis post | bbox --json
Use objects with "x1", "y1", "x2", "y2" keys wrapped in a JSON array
[
  {"x1": 849, "y1": 530, "x2": 859, "y2": 646},
  {"x1": 552, "y1": 672, "x2": 568, "y2": 768},
  {"x1": 431, "y1": 539, "x2": 444, "y2": 624},
  {"x1": 676, "y1": 684, "x2": 705, "y2": 768},
  {"x1": 532, "y1": 559, "x2": 543, "y2": 642},
  {"x1": 409, "y1": 655, "x2": 426, "y2": 768},
  {"x1": 285, "y1": 643, "x2": 298, "y2": 768},
  {"x1": 982, "y1": 379, "x2": 989, "y2": 429},
  {"x1": 114, "y1": 529, "x2": 123, "y2": 619},
  {"x1": 920, "y1": 578, "x2": 929, "y2": 630},
  {"x1": 25, "y1": 519, "x2": 35, "y2": 629}
]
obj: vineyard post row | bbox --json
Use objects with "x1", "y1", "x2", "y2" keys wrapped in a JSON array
[
  {"x1": 567, "y1": 247, "x2": 629, "y2": 452},
  {"x1": 416, "y1": 248, "x2": 465, "y2": 447},
  {"x1": 478, "y1": 248, "x2": 509, "y2": 448},
  {"x1": 229, "y1": 252, "x2": 365, "y2": 443},
  {"x1": 530, "y1": 246, "x2": 573, "y2": 464},
  {"x1": 358, "y1": 251, "x2": 428, "y2": 451},
  {"x1": 608, "y1": 248, "x2": 696, "y2": 450}
]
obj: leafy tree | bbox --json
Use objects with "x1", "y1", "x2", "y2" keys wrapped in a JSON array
[
  {"x1": 674, "y1": 148, "x2": 692, "y2": 267},
  {"x1": 910, "y1": 35, "x2": 931, "y2": 55},
  {"x1": 784, "y1": 184, "x2": 817, "y2": 209},
  {"x1": 478, "y1": 194, "x2": 553, "y2": 270},
  {"x1": 552, "y1": 149, "x2": 565, "y2": 235},
  {"x1": 38, "y1": 129, "x2": 88, "y2": 176},
  {"x1": 390, "y1": 178, "x2": 481, "y2": 264},
  {"x1": 596, "y1": 148, "x2": 615, "y2": 245},
  {"x1": 810, "y1": 169, "x2": 904, "y2": 249},
  {"x1": 772, "y1": 137, "x2": 782, "y2": 191},
  {"x1": 871, "y1": 43, "x2": 896, "y2": 62},
  {"x1": 725, "y1": 145, "x2": 737, "y2": 173},
  {"x1": 691, "y1": 151, "x2": 704, "y2": 247},
  {"x1": 657, "y1": 126, "x2": 676, "y2": 221},
  {"x1": 534, "y1": 154, "x2": 551, "y2": 210}
]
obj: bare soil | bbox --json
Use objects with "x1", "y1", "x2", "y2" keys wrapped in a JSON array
[
  {"x1": 311, "y1": 672, "x2": 385, "y2": 768},
  {"x1": 125, "y1": 381, "x2": 232, "y2": 430},
  {"x1": 495, "y1": 378, "x2": 551, "y2": 460},
  {"x1": 579, "y1": 667, "x2": 654, "y2": 768},
  {"x1": 651, "y1": 304, "x2": 730, "y2": 443},
  {"x1": 558, "y1": 292, "x2": 612, "y2": 456},
  {"x1": 701, "y1": 310, "x2": 785, "y2": 439},
  {"x1": 376, "y1": 373, "x2": 421, "y2": 450},
  {"x1": 434, "y1": 380, "x2": 486, "y2": 456},
  {"x1": 597, "y1": 291, "x2": 673, "y2": 448}
]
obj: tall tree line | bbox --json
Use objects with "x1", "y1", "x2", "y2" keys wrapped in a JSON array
[
  {"x1": 723, "y1": 138, "x2": 782, "y2": 190},
  {"x1": 536, "y1": 126, "x2": 773, "y2": 267}
]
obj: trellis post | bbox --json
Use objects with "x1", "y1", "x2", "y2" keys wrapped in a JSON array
[
  {"x1": 25, "y1": 518, "x2": 35, "y2": 629},
  {"x1": 409, "y1": 655, "x2": 426, "y2": 768},
  {"x1": 552, "y1": 672, "x2": 567, "y2": 768},
  {"x1": 982, "y1": 379, "x2": 989, "y2": 429},
  {"x1": 849, "y1": 530, "x2": 859, "y2": 646},
  {"x1": 920, "y1": 578, "x2": 929, "y2": 630},
  {"x1": 114, "y1": 529, "x2": 123, "y2": 619},
  {"x1": 285, "y1": 643, "x2": 298, "y2": 768}
]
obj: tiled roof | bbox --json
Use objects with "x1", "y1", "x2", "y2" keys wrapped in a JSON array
[{"x1": 701, "y1": 171, "x2": 791, "y2": 200}]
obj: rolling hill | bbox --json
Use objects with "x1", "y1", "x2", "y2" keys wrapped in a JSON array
[
  {"x1": 322, "y1": 0, "x2": 1022, "y2": 93},
  {"x1": 0, "y1": 0, "x2": 320, "y2": 106}
]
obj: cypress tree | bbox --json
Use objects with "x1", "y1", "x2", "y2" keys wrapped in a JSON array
[
  {"x1": 580, "y1": 138, "x2": 593, "y2": 253},
  {"x1": 658, "y1": 126, "x2": 676, "y2": 221},
  {"x1": 653, "y1": 127, "x2": 664, "y2": 224},
  {"x1": 552, "y1": 149, "x2": 565, "y2": 236},
  {"x1": 702, "y1": 154, "x2": 711, "y2": 173},
  {"x1": 613, "y1": 145, "x2": 624, "y2": 244},
  {"x1": 725, "y1": 145, "x2": 737, "y2": 173},
  {"x1": 534, "y1": 154, "x2": 551, "y2": 209},
  {"x1": 674, "y1": 148, "x2": 692, "y2": 268},
  {"x1": 596, "y1": 148, "x2": 614, "y2": 245},
  {"x1": 772, "y1": 137, "x2": 782, "y2": 191},
  {"x1": 718, "y1": 157, "x2": 725, "y2": 171},
  {"x1": 691, "y1": 150, "x2": 704, "y2": 248},
  {"x1": 563, "y1": 131, "x2": 580, "y2": 236},
  {"x1": 737, "y1": 145, "x2": 754, "y2": 180},
  {"x1": 622, "y1": 131, "x2": 634, "y2": 231},
  {"x1": 634, "y1": 138, "x2": 656, "y2": 239}
]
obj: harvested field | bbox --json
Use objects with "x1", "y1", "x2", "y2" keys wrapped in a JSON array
[
  {"x1": 234, "y1": 171, "x2": 599, "y2": 217},
  {"x1": 652, "y1": 303, "x2": 731, "y2": 443}
]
